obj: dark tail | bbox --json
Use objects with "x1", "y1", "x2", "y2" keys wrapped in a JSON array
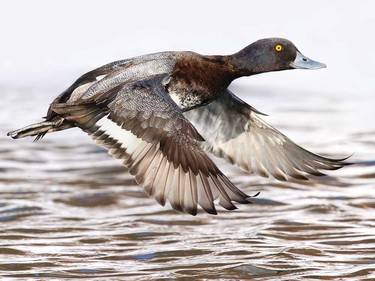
[{"x1": 7, "y1": 116, "x2": 74, "y2": 141}]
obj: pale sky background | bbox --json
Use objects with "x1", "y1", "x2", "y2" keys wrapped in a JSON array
[
  {"x1": 1, "y1": 0, "x2": 374, "y2": 94},
  {"x1": 0, "y1": 0, "x2": 374, "y2": 149}
]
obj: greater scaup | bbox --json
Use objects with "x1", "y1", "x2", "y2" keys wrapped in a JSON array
[{"x1": 8, "y1": 38, "x2": 349, "y2": 215}]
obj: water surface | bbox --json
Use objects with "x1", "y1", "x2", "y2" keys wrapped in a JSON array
[{"x1": 0, "y1": 85, "x2": 374, "y2": 280}]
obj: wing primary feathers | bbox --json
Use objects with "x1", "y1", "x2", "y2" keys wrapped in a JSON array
[{"x1": 184, "y1": 90, "x2": 350, "y2": 181}]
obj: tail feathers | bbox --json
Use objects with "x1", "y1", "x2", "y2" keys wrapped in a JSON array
[
  {"x1": 51, "y1": 103, "x2": 106, "y2": 129},
  {"x1": 8, "y1": 102, "x2": 105, "y2": 141},
  {"x1": 7, "y1": 117, "x2": 73, "y2": 141}
]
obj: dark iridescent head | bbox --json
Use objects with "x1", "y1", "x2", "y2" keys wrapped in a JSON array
[{"x1": 232, "y1": 38, "x2": 326, "y2": 76}]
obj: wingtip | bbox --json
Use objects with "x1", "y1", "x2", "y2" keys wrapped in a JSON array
[
  {"x1": 338, "y1": 153, "x2": 355, "y2": 166},
  {"x1": 253, "y1": 191, "x2": 261, "y2": 197},
  {"x1": 246, "y1": 191, "x2": 260, "y2": 201},
  {"x1": 246, "y1": 191, "x2": 261, "y2": 203},
  {"x1": 320, "y1": 152, "x2": 353, "y2": 164},
  {"x1": 324, "y1": 154, "x2": 354, "y2": 170}
]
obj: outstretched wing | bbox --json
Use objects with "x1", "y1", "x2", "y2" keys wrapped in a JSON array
[
  {"x1": 52, "y1": 76, "x2": 252, "y2": 215},
  {"x1": 184, "y1": 90, "x2": 349, "y2": 181}
]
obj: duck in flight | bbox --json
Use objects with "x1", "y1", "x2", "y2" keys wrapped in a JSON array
[{"x1": 8, "y1": 38, "x2": 349, "y2": 215}]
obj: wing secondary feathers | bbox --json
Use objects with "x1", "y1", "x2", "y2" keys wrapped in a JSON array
[{"x1": 52, "y1": 76, "x2": 252, "y2": 215}]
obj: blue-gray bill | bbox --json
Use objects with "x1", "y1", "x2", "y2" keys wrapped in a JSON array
[{"x1": 291, "y1": 51, "x2": 327, "y2": 69}]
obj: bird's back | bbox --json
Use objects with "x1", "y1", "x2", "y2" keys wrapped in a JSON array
[{"x1": 49, "y1": 52, "x2": 178, "y2": 112}]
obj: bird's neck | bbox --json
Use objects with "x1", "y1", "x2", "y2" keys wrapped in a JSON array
[
  {"x1": 173, "y1": 53, "x2": 239, "y2": 93},
  {"x1": 227, "y1": 48, "x2": 265, "y2": 77}
]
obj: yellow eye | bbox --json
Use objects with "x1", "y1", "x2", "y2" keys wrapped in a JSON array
[{"x1": 275, "y1": 44, "x2": 283, "y2": 52}]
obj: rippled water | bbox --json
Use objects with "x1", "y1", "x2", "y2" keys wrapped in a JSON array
[{"x1": 1, "y1": 85, "x2": 374, "y2": 280}]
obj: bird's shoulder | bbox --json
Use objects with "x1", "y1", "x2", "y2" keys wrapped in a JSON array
[{"x1": 45, "y1": 52, "x2": 177, "y2": 117}]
